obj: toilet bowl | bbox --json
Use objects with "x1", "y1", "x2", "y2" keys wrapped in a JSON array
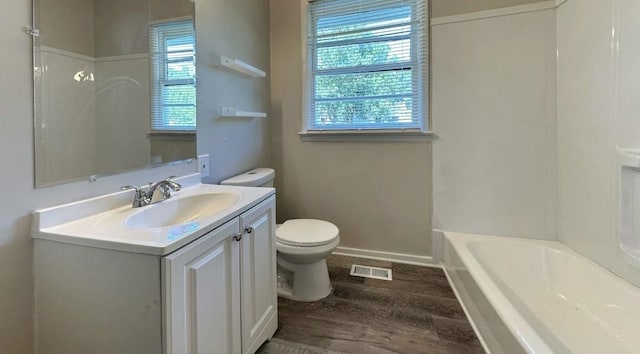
[
  {"x1": 220, "y1": 168, "x2": 340, "y2": 301},
  {"x1": 275, "y1": 219, "x2": 340, "y2": 301}
]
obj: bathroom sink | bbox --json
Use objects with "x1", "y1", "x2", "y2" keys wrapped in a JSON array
[
  {"x1": 125, "y1": 192, "x2": 241, "y2": 229},
  {"x1": 33, "y1": 176, "x2": 276, "y2": 255}
]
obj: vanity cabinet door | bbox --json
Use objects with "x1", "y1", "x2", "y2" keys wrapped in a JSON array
[
  {"x1": 239, "y1": 196, "x2": 278, "y2": 354},
  {"x1": 163, "y1": 218, "x2": 241, "y2": 354}
]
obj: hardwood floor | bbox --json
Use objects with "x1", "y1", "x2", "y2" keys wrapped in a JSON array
[{"x1": 261, "y1": 255, "x2": 485, "y2": 354}]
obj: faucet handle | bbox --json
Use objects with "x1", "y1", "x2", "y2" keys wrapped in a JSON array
[
  {"x1": 121, "y1": 185, "x2": 142, "y2": 192},
  {"x1": 121, "y1": 185, "x2": 149, "y2": 208}
]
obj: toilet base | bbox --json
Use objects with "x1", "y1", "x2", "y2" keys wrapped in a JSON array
[
  {"x1": 276, "y1": 258, "x2": 333, "y2": 302},
  {"x1": 276, "y1": 283, "x2": 333, "y2": 302}
]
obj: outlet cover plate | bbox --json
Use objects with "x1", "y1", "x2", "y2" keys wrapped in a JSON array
[{"x1": 197, "y1": 154, "x2": 210, "y2": 177}]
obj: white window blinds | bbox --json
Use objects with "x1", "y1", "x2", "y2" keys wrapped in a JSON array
[
  {"x1": 150, "y1": 20, "x2": 196, "y2": 132},
  {"x1": 307, "y1": 0, "x2": 428, "y2": 132}
]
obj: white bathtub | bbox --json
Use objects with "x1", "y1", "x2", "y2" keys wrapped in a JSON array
[{"x1": 443, "y1": 232, "x2": 640, "y2": 354}]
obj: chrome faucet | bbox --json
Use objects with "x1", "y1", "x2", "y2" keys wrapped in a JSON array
[
  {"x1": 148, "y1": 177, "x2": 182, "y2": 204},
  {"x1": 121, "y1": 177, "x2": 182, "y2": 208},
  {"x1": 120, "y1": 185, "x2": 149, "y2": 208}
]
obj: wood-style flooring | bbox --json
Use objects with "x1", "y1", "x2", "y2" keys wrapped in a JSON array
[{"x1": 260, "y1": 255, "x2": 484, "y2": 354}]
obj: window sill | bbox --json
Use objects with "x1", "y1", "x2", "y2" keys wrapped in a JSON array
[
  {"x1": 147, "y1": 131, "x2": 196, "y2": 137},
  {"x1": 147, "y1": 131, "x2": 196, "y2": 141},
  {"x1": 298, "y1": 130, "x2": 433, "y2": 142}
]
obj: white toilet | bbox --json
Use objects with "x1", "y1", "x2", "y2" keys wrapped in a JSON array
[{"x1": 221, "y1": 168, "x2": 340, "y2": 301}]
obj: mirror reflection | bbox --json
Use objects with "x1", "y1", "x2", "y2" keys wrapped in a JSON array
[{"x1": 33, "y1": 0, "x2": 196, "y2": 187}]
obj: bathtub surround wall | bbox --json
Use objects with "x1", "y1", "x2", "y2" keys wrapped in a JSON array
[
  {"x1": 432, "y1": 3, "x2": 558, "y2": 240},
  {"x1": 432, "y1": 0, "x2": 640, "y2": 289},
  {"x1": 34, "y1": 47, "x2": 97, "y2": 185},
  {"x1": 557, "y1": 0, "x2": 640, "y2": 287},
  {"x1": 0, "y1": 0, "x2": 269, "y2": 352}
]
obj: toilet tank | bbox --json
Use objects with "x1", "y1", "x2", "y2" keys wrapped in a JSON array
[{"x1": 220, "y1": 168, "x2": 275, "y2": 187}]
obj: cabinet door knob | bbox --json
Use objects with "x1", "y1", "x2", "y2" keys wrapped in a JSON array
[
  {"x1": 233, "y1": 233, "x2": 243, "y2": 242},
  {"x1": 244, "y1": 227, "x2": 254, "y2": 234}
]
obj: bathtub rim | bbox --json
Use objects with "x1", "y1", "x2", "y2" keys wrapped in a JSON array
[
  {"x1": 442, "y1": 259, "x2": 495, "y2": 354},
  {"x1": 443, "y1": 232, "x2": 555, "y2": 354}
]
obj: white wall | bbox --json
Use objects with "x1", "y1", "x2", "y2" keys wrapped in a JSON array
[
  {"x1": 0, "y1": 0, "x2": 269, "y2": 352},
  {"x1": 557, "y1": 0, "x2": 640, "y2": 286},
  {"x1": 432, "y1": 6, "x2": 558, "y2": 240}
]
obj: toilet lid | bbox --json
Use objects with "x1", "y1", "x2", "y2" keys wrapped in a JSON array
[{"x1": 276, "y1": 219, "x2": 339, "y2": 247}]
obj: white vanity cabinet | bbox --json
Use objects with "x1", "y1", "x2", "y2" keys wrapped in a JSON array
[
  {"x1": 164, "y1": 197, "x2": 277, "y2": 354},
  {"x1": 239, "y1": 199, "x2": 278, "y2": 354},
  {"x1": 34, "y1": 192, "x2": 277, "y2": 354},
  {"x1": 164, "y1": 218, "x2": 242, "y2": 354}
]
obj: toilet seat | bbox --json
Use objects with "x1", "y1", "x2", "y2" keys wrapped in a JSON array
[{"x1": 276, "y1": 219, "x2": 339, "y2": 247}]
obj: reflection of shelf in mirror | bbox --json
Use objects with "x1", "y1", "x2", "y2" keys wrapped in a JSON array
[
  {"x1": 220, "y1": 106, "x2": 267, "y2": 118},
  {"x1": 220, "y1": 56, "x2": 266, "y2": 77}
]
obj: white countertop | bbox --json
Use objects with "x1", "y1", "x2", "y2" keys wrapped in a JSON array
[{"x1": 32, "y1": 178, "x2": 275, "y2": 256}]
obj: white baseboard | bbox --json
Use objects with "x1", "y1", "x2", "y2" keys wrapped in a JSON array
[{"x1": 333, "y1": 246, "x2": 440, "y2": 268}]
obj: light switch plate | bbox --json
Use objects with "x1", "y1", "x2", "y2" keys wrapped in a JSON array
[{"x1": 197, "y1": 154, "x2": 210, "y2": 177}]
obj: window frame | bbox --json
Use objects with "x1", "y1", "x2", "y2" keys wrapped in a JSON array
[
  {"x1": 301, "y1": 0, "x2": 431, "y2": 141},
  {"x1": 149, "y1": 19, "x2": 196, "y2": 133}
]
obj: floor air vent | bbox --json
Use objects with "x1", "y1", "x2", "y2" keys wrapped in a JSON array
[{"x1": 350, "y1": 264, "x2": 393, "y2": 281}]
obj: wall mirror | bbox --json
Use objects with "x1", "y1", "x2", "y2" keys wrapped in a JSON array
[{"x1": 33, "y1": 0, "x2": 197, "y2": 187}]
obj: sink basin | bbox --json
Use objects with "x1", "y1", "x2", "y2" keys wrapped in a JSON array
[
  {"x1": 33, "y1": 178, "x2": 275, "y2": 255},
  {"x1": 125, "y1": 192, "x2": 241, "y2": 229}
]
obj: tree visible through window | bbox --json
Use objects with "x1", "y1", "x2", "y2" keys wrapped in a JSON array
[
  {"x1": 150, "y1": 20, "x2": 196, "y2": 131},
  {"x1": 307, "y1": 0, "x2": 428, "y2": 132}
]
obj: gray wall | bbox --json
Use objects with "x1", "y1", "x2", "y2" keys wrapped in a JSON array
[
  {"x1": 93, "y1": 0, "x2": 149, "y2": 57},
  {"x1": 196, "y1": 0, "x2": 271, "y2": 184},
  {"x1": 38, "y1": 0, "x2": 94, "y2": 56},
  {"x1": 432, "y1": 0, "x2": 549, "y2": 17},
  {"x1": 269, "y1": 0, "x2": 432, "y2": 257},
  {"x1": 0, "y1": 0, "x2": 268, "y2": 352}
]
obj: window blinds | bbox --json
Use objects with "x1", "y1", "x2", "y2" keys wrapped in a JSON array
[
  {"x1": 150, "y1": 20, "x2": 196, "y2": 132},
  {"x1": 307, "y1": 0, "x2": 428, "y2": 131}
]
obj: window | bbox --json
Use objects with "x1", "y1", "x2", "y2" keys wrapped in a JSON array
[
  {"x1": 150, "y1": 20, "x2": 196, "y2": 132},
  {"x1": 305, "y1": 0, "x2": 428, "y2": 134}
]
